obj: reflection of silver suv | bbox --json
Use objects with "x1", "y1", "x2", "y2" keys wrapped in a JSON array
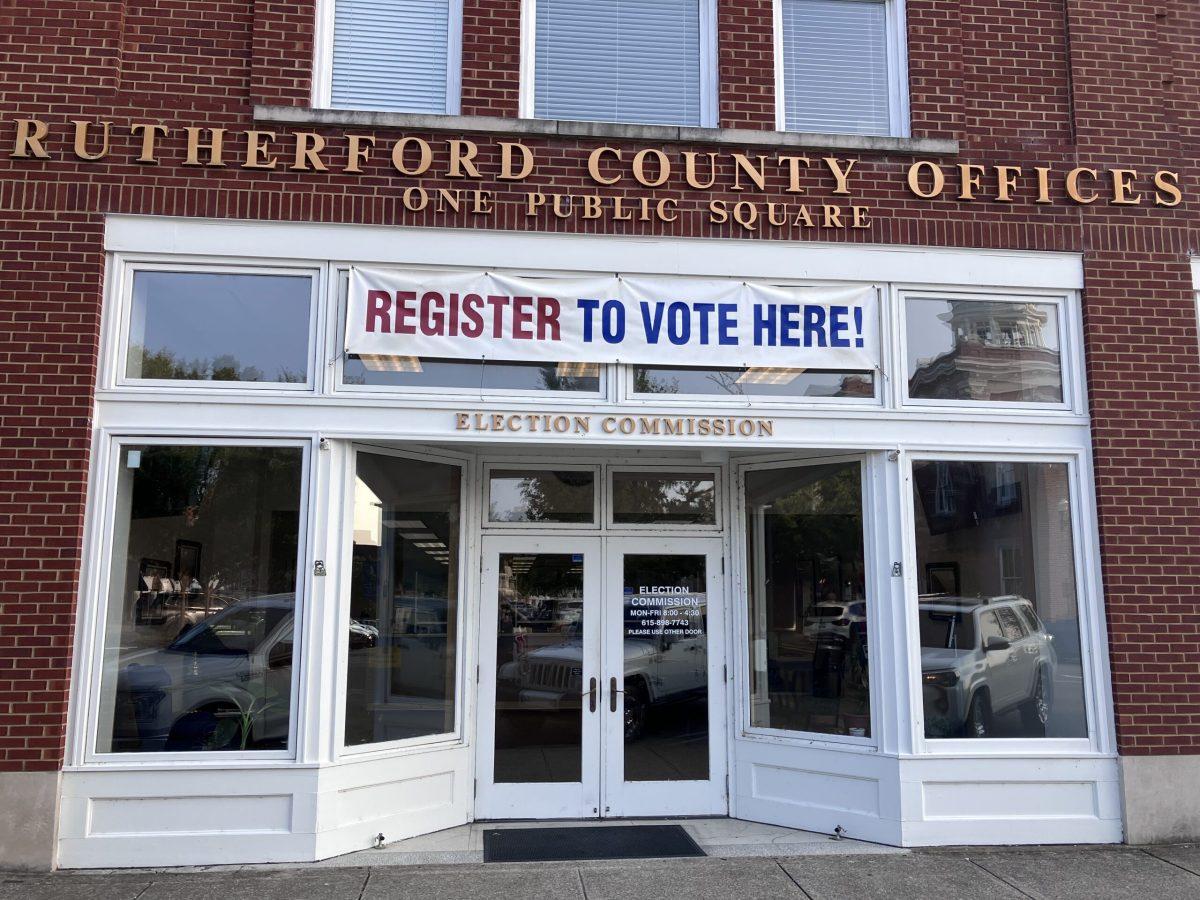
[
  {"x1": 115, "y1": 595, "x2": 378, "y2": 751},
  {"x1": 920, "y1": 596, "x2": 1057, "y2": 738},
  {"x1": 497, "y1": 603, "x2": 707, "y2": 739}
]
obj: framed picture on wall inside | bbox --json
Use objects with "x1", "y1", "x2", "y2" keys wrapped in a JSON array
[{"x1": 925, "y1": 561, "x2": 961, "y2": 596}]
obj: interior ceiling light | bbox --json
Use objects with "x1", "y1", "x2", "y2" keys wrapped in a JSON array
[
  {"x1": 556, "y1": 361, "x2": 601, "y2": 378},
  {"x1": 736, "y1": 367, "x2": 805, "y2": 385},
  {"x1": 358, "y1": 354, "x2": 423, "y2": 373}
]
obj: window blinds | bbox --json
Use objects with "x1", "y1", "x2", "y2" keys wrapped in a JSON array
[
  {"x1": 331, "y1": 0, "x2": 451, "y2": 113},
  {"x1": 781, "y1": 0, "x2": 892, "y2": 135},
  {"x1": 534, "y1": 0, "x2": 703, "y2": 126}
]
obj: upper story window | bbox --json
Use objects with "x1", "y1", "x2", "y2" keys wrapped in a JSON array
[
  {"x1": 776, "y1": 0, "x2": 907, "y2": 136},
  {"x1": 327, "y1": 0, "x2": 462, "y2": 114},
  {"x1": 527, "y1": 0, "x2": 716, "y2": 127}
]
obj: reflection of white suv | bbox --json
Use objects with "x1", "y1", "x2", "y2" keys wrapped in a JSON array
[
  {"x1": 803, "y1": 601, "x2": 866, "y2": 638},
  {"x1": 497, "y1": 603, "x2": 707, "y2": 739},
  {"x1": 919, "y1": 596, "x2": 1057, "y2": 738}
]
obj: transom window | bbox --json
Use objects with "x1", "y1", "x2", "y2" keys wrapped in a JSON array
[
  {"x1": 527, "y1": 0, "x2": 716, "y2": 127},
  {"x1": 776, "y1": 0, "x2": 907, "y2": 136}
]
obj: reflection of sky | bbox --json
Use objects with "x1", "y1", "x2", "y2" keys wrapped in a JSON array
[
  {"x1": 131, "y1": 272, "x2": 311, "y2": 380},
  {"x1": 906, "y1": 298, "x2": 1059, "y2": 367}
]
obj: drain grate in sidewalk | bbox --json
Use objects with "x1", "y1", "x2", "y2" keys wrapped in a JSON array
[{"x1": 482, "y1": 824, "x2": 706, "y2": 862}]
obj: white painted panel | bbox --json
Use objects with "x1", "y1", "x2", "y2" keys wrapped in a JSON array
[
  {"x1": 334, "y1": 771, "x2": 455, "y2": 826},
  {"x1": 922, "y1": 780, "x2": 1098, "y2": 820},
  {"x1": 752, "y1": 764, "x2": 880, "y2": 817},
  {"x1": 103, "y1": 216, "x2": 1086, "y2": 291},
  {"x1": 88, "y1": 794, "x2": 293, "y2": 836}
]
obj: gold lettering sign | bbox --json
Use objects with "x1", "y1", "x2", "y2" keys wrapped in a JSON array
[
  {"x1": 454, "y1": 411, "x2": 775, "y2": 439},
  {"x1": 6, "y1": 118, "x2": 1187, "y2": 225}
]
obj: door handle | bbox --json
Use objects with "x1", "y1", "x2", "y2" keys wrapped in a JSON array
[
  {"x1": 586, "y1": 677, "x2": 597, "y2": 713},
  {"x1": 610, "y1": 676, "x2": 622, "y2": 713}
]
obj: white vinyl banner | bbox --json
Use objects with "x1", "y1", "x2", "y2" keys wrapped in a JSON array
[{"x1": 346, "y1": 267, "x2": 879, "y2": 370}]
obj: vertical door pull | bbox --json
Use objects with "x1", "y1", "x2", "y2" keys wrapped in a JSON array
[
  {"x1": 586, "y1": 677, "x2": 597, "y2": 713},
  {"x1": 610, "y1": 676, "x2": 620, "y2": 713}
]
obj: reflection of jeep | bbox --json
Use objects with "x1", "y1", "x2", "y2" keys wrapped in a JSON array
[
  {"x1": 496, "y1": 601, "x2": 707, "y2": 739},
  {"x1": 920, "y1": 595, "x2": 1057, "y2": 738}
]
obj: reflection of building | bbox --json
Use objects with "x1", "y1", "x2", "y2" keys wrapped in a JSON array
[{"x1": 910, "y1": 301, "x2": 1062, "y2": 402}]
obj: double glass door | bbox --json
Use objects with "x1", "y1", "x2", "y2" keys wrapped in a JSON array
[{"x1": 476, "y1": 535, "x2": 727, "y2": 819}]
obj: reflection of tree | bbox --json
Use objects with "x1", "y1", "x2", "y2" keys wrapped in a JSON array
[
  {"x1": 633, "y1": 368, "x2": 680, "y2": 394},
  {"x1": 131, "y1": 447, "x2": 301, "y2": 599},
  {"x1": 129, "y1": 345, "x2": 304, "y2": 383},
  {"x1": 613, "y1": 477, "x2": 714, "y2": 523},
  {"x1": 500, "y1": 472, "x2": 593, "y2": 523},
  {"x1": 755, "y1": 465, "x2": 864, "y2": 594}
]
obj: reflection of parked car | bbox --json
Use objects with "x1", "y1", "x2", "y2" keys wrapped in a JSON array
[
  {"x1": 114, "y1": 595, "x2": 376, "y2": 752},
  {"x1": 803, "y1": 601, "x2": 866, "y2": 638},
  {"x1": 496, "y1": 602, "x2": 707, "y2": 740},
  {"x1": 920, "y1": 595, "x2": 1057, "y2": 738}
]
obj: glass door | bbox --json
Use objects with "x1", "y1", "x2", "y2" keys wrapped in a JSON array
[
  {"x1": 475, "y1": 535, "x2": 727, "y2": 819},
  {"x1": 601, "y1": 537, "x2": 728, "y2": 818},
  {"x1": 476, "y1": 536, "x2": 602, "y2": 819}
]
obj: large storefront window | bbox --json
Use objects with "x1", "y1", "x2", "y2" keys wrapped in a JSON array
[
  {"x1": 746, "y1": 461, "x2": 870, "y2": 738},
  {"x1": 345, "y1": 451, "x2": 462, "y2": 746},
  {"x1": 96, "y1": 444, "x2": 304, "y2": 753},
  {"x1": 913, "y1": 460, "x2": 1087, "y2": 739}
]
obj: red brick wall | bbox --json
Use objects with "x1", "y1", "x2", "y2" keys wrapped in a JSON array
[{"x1": 0, "y1": 0, "x2": 1197, "y2": 770}]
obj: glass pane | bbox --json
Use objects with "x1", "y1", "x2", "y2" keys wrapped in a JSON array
[
  {"x1": 906, "y1": 297, "x2": 1063, "y2": 403},
  {"x1": 344, "y1": 452, "x2": 461, "y2": 746},
  {"x1": 623, "y1": 555, "x2": 710, "y2": 781},
  {"x1": 127, "y1": 272, "x2": 312, "y2": 383},
  {"x1": 612, "y1": 471, "x2": 716, "y2": 525},
  {"x1": 633, "y1": 366, "x2": 874, "y2": 398},
  {"x1": 344, "y1": 355, "x2": 600, "y2": 393},
  {"x1": 97, "y1": 445, "x2": 303, "y2": 753},
  {"x1": 913, "y1": 460, "x2": 1087, "y2": 739},
  {"x1": 494, "y1": 553, "x2": 586, "y2": 783},
  {"x1": 746, "y1": 462, "x2": 870, "y2": 737},
  {"x1": 488, "y1": 470, "x2": 596, "y2": 524}
]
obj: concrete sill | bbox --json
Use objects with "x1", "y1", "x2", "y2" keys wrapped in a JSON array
[{"x1": 254, "y1": 105, "x2": 959, "y2": 156}]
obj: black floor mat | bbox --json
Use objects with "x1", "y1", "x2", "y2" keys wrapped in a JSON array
[{"x1": 482, "y1": 824, "x2": 706, "y2": 862}]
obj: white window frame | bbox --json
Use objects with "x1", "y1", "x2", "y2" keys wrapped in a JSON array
[
  {"x1": 773, "y1": 0, "x2": 911, "y2": 138},
  {"x1": 605, "y1": 465, "x2": 722, "y2": 532},
  {"x1": 896, "y1": 288, "x2": 1083, "y2": 415},
  {"x1": 76, "y1": 433, "x2": 315, "y2": 765},
  {"x1": 105, "y1": 257, "x2": 323, "y2": 395},
  {"x1": 734, "y1": 452, "x2": 881, "y2": 750},
  {"x1": 336, "y1": 442, "x2": 472, "y2": 757},
  {"x1": 900, "y1": 449, "x2": 1114, "y2": 758},
  {"x1": 518, "y1": 0, "x2": 719, "y2": 128},
  {"x1": 312, "y1": 0, "x2": 464, "y2": 115}
]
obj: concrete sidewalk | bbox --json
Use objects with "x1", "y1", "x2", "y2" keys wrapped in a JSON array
[{"x1": 4, "y1": 844, "x2": 1200, "y2": 900}]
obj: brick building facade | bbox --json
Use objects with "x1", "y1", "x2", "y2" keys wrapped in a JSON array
[{"x1": 1, "y1": 0, "x2": 1197, "y2": 870}]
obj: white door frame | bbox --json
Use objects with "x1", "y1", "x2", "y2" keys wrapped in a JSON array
[
  {"x1": 602, "y1": 535, "x2": 728, "y2": 818},
  {"x1": 475, "y1": 534, "x2": 603, "y2": 819},
  {"x1": 474, "y1": 533, "x2": 728, "y2": 819}
]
